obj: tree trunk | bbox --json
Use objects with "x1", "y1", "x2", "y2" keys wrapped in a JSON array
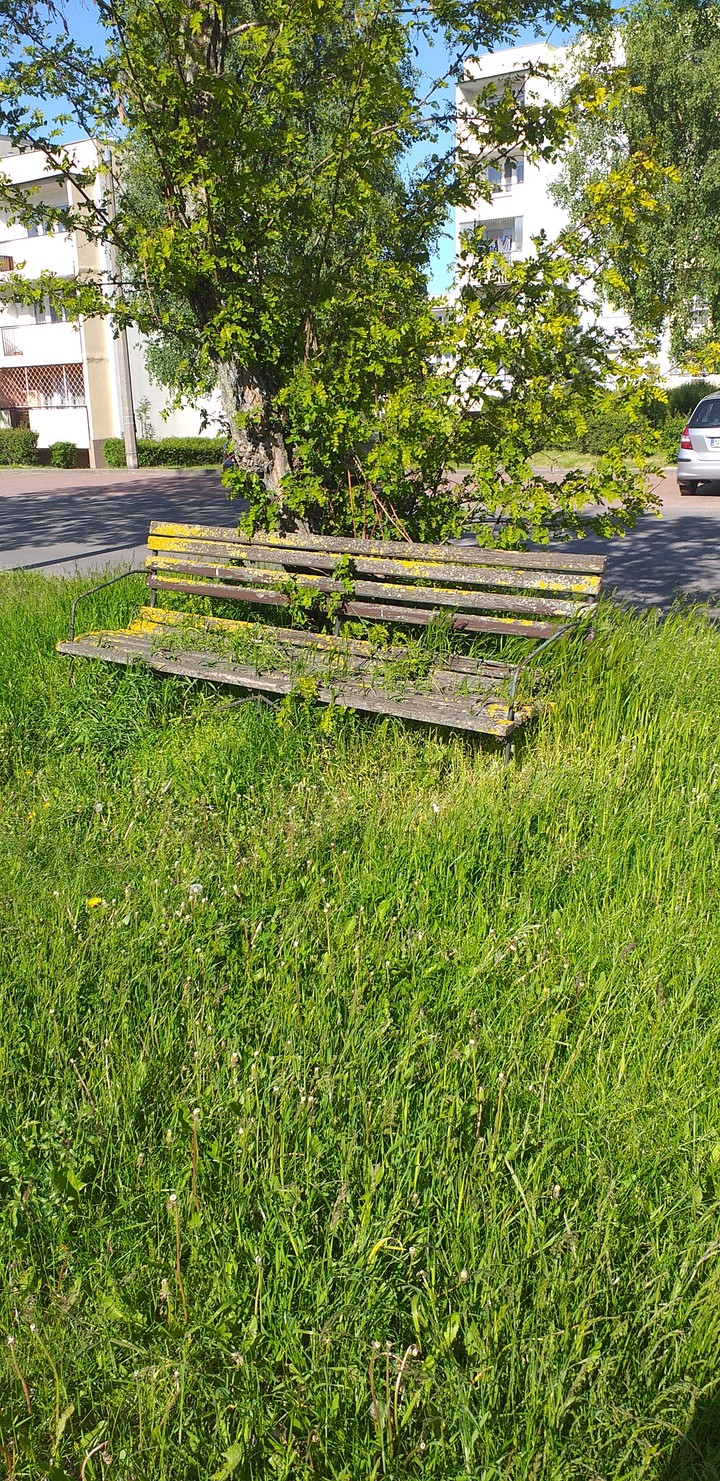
[{"x1": 216, "y1": 358, "x2": 293, "y2": 504}]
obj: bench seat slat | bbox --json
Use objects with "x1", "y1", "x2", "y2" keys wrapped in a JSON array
[
  {"x1": 149, "y1": 520, "x2": 606, "y2": 575},
  {"x1": 146, "y1": 556, "x2": 587, "y2": 619},
  {"x1": 76, "y1": 625, "x2": 502, "y2": 701},
  {"x1": 146, "y1": 536, "x2": 603, "y2": 597},
  {"x1": 57, "y1": 631, "x2": 528, "y2": 737},
  {"x1": 148, "y1": 575, "x2": 559, "y2": 639},
  {"x1": 132, "y1": 607, "x2": 511, "y2": 677}
]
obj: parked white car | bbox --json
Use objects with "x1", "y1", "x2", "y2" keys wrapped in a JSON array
[{"x1": 677, "y1": 394, "x2": 720, "y2": 493}]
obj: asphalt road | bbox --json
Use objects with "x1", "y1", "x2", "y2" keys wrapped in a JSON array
[
  {"x1": 0, "y1": 467, "x2": 234, "y2": 576},
  {"x1": 2, "y1": 465, "x2": 720, "y2": 607}
]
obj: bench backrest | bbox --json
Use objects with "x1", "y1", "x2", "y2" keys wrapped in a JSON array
[{"x1": 146, "y1": 521, "x2": 606, "y2": 642}]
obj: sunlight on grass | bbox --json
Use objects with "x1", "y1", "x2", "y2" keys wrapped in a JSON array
[{"x1": 1, "y1": 569, "x2": 720, "y2": 1478}]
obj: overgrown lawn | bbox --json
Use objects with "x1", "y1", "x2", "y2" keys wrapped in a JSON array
[{"x1": 2, "y1": 571, "x2": 720, "y2": 1479}]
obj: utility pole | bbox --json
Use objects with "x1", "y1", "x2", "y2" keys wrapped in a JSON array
[
  {"x1": 105, "y1": 147, "x2": 138, "y2": 470},
  {"x1": 115, "y1": 317, "x2": 139, "y2": 470}
]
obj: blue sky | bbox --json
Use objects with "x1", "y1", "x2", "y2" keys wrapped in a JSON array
[{"x1": 57, "y1": 0, "x2": 570, "y2": 294}]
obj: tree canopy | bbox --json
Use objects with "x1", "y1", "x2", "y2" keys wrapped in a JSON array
[
  {"x1": 0, "y1": 0, "x2": 663, "y2": 539},
  {"x1": 554, "y1": 1, "x2": 720, "y2": 369}
]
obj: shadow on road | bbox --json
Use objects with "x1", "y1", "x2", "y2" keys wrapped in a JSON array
[
  {"x1": 561, "y1": 509, "x2": 720, "y2": 607},
  {"x1": 2, "y1": 470, "x2": 720, "y2": 606},
  {"x1": 0, "y1": 470, "x2": 233, "y2": 568}
]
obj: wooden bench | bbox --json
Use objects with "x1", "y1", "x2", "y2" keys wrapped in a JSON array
[{"x1": 57, "y1": 520, "x2": 605, "y2": 750}]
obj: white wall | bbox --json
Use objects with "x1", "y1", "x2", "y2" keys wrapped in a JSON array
[
  {"x1": 456, "y1": 44, "x2": 569, "y2": 265},
  {"x1": 30, "y1": 405, "x2": 90, "y2": 448},
  {"x1": 126, "y1": 330, "x2": 225, "y2": 440}
]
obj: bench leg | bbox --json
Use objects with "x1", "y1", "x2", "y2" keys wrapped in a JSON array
[{"x1": 503, "y1": 738, "x2": 513, "y2": 765}]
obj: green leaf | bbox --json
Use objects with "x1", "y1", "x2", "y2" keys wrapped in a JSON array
[{"x1": 212, "y1": 1443, "x2": 245, "y2": 1480}]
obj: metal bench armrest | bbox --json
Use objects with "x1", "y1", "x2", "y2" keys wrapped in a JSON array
[
  {"x1": 69, "y1": 570, "x2": 140, "y2": 642},
  {"x1": 508, "y1": 619, "x2": 580, "y2": 718}
]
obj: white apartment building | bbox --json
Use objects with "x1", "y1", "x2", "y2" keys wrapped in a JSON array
[
  {"x1": 455, "y1": 42, "x2": 637, "y2": 346},
  {"x1": 0, "y1": 137, "x2": 221, "y2": 466},
  {"x1": 456, "y1": 43, "x2": 569, "y2": 269},
  {"x1": 456, "y1": 43, "x2": 701, "y2": 385}
]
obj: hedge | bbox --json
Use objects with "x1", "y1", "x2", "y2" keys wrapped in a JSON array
[
  {"x1": 0, "y1": 427, "x2": 39, "y2": 466},
  {"x1": 542, "y1": 381, "x2": 720, "y2": 460},
  {"x1": 104, "y1": 436, "x2": 226, "y2": 468}
]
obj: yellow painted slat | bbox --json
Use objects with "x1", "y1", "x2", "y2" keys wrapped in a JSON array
[
  {"x1": 148, "y1": 519, "x2": 607, "y2": 575},
  {"x1": 145, "y1": 535, "x2": 602, "y2": 598}
]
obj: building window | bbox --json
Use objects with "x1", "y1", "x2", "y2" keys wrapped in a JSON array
[
  {"x1": 487, "y1": 157, "x2": 524, "y2": 192},
  {"x1": 461, "y1": 217, "x2": 523, "y2": 258},
  {"x1": 32, "y1": 297, "x2": 68, "y2": 325},
  {"x1": 0, "y1": 255, "x2": 14, "y2": 273}
]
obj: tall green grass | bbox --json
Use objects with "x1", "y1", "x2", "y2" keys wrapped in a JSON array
[{"x1": 2, "y1": 570, "x2": 720, "y2": 1480}]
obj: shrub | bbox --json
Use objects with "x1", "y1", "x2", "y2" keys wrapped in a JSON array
[
  {"x1": 576, "y1": 397, "x2": 636, "y2": 454},
  {"x1": 667, "y1": 379, "x2": 718, "y2": 418},
  {"x1": 104, "y1": 435, "x2": 226, "y2": 468},
  {"x1": 49, "y1": 440, "x2": 77, "y2": 468},
  {"x1": 0, "y1": 426, "x2": 39, "y2": 466},
  {"x1": 658, "y1": 411, "x2": 690, "y2": 463}
]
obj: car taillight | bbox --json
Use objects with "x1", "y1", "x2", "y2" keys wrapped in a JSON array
[{"x1": 680, "y1": 425, "x2": 693, "y2": 450}]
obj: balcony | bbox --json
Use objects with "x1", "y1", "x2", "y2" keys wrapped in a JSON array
[
  {"x1": 487, "y1": 158, "x2": 524, "y2": 196},
  {"x1": 0, "y1": 319, "x2": 83, "y2": 366},
  {"x1": 0, "y1": 362, "x2": 86, "y2": 410},
  {"x1": 0, "y1": 231, "x2": 76, "y2": 279},
  {"x1": 459, "y1": 215, "x2": 523, "y2": 259}
]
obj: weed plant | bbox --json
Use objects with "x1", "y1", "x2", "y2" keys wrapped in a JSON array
[{"x1": 2, "y1": 570, "x2": 720, "y2": 1479}]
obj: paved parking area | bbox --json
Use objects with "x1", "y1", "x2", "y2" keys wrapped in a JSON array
[
  {"x1": 553, "y1": 471, "x2": 720, "y2": 608},
  {"x1": 1, "y1": 465, "x2": 720, "y2": 607},
  {"x1": 0, "y1": 467, "x2": 234, "y2": 576}
]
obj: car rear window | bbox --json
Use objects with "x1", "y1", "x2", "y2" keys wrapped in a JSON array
[{"x1": 689, "y1": 398, "x2": 720, "y2": 427}]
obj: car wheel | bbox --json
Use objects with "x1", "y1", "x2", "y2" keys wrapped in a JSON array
[{"x1": 678, "y1": 480, "x2": 699, "y2": 495}]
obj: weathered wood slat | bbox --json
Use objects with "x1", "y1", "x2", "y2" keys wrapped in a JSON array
[
  {"x1": 148, "y1": 520, "x2": 606, "y2": 575},
  {"x1": 57, "y1": 633, "x2": 525, "y2": 736},
  {"x1": 59, "y1": 518, "x2": 604, "y2": 743},
  {"x1": 146, "y1": 536, "x2": 602, "y2": 597},
  {"x1": 148, "y1": 576, "x2": 558, "y2": 638},
  {"x1": 147, "y1": 556, "x2": 584, "y2": 619},
  {"x1": 132, "y1": 605, "x2": 402, "y2": 659},
  {"x1": 133, "y1": 606, "x2": 501, "y2": 676},
  {"x1": 82, "y1": 627, "x2": 499, "y2": 702}
]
